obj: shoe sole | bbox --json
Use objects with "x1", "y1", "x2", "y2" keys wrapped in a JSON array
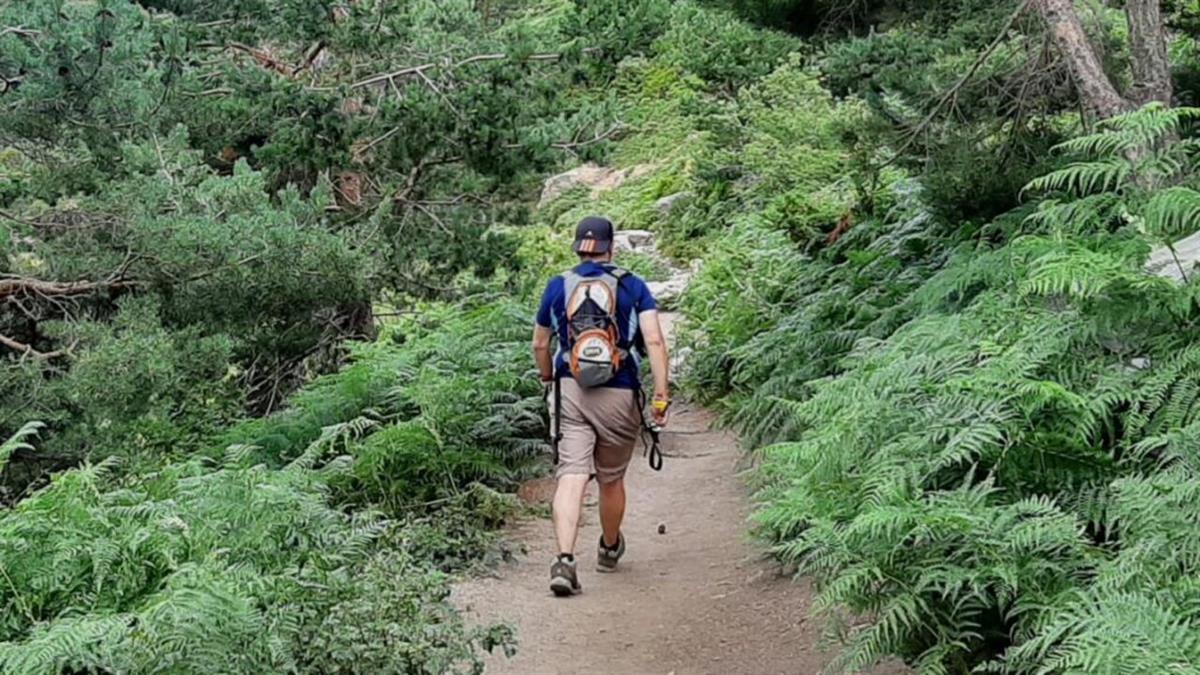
[
  {"x1": 596, "y1": 562, "x2": 618, "y2": 573},
  {"x1": 550, "y1": 576, "x2": 579, "y2": 596}
]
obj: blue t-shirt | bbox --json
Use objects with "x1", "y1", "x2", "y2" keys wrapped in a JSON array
[{"x1": 536, "y1": 262, "x2": 658, "y2": 389}]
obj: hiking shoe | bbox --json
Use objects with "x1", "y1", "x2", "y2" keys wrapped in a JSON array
[
  {"x1": 596, "y1": 533, "x2": 625, "y2": 573},
  {"x1": 550, "y1": 556, "x2": 581, "y2": 596}
]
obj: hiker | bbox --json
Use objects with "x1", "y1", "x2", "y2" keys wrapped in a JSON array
[{"x1": 532, "y1": 215, "x2": 671, "y2": 597}]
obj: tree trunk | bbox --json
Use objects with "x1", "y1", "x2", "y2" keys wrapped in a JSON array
[
  {"x1": 1034, "y1": 0, "x2": 1133, "y2": 118},
  {"x1": 1125, "y1": 0, "x2": 1173, "y2": 106}
]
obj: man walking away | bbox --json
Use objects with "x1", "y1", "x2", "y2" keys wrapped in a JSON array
[{"x1": 532, "y1": 215, "x2": 671, "y2": 597}]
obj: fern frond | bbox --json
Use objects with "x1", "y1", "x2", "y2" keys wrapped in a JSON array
[{"x1": 0, "y1": 422, "x2": 44, "y2": 475}]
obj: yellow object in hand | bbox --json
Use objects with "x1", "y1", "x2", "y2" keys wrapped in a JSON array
[{"x1": 652, "y1": 399, "x2": 670, "y2": 413}]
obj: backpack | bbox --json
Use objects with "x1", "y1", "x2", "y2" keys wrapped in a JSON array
[{"x1": 562, "y1": 265, "x2": 630, "y2": 387}]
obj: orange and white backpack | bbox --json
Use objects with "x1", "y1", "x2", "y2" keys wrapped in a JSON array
[{"x1": 562, "y1": 266, "x2": 629, "y2": 387}]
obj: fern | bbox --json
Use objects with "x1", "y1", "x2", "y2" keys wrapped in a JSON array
[
  {"x1": 0, "y1": 422, "x2": 43, "y2": 475},
  {"x1": 688, "y1": 102, "x2": 1200, "y2": 673}
]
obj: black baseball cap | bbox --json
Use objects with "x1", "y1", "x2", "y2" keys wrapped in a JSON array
[{"x1": 573, "y1": 216, "x2": 614, "y2": 254}]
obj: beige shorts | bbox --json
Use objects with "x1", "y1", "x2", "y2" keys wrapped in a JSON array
[{"x1": 550, "y1": 378, "x2": 641, "y2": 485}]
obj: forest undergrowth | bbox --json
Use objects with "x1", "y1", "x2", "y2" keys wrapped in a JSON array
[{"x1": 5, "y1": 0, "x2": 1200, "y2": 673}]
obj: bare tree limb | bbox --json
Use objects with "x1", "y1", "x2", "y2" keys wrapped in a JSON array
[
  {"x1": 0, "y1": 275, "x2": 134, "y2": 301},
  {"x1": 0, "y1": 27, "x2": 40, "y2": 39},
  {"x1": 0, "y1": 333, "x2": 69, "y2": 360},
  {"x1": 348, "y1": 47, "x2": 600, "y2": 90},
  {"x1": 412, "y1": 202, "x2": 453, "y2": 236},
  {"x1": 549, "y1": 123, "x2": 626, "y2": 151},
  {"x1": 0, "y1": 208, "x2": 35, "y2": 226},
  {"x1": 878, "y1": 0, "x2": 1034, "y2": 167}
]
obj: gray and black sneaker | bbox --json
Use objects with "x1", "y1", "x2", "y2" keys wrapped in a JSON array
[
  {"x1": 596, "y1": 533, "x2": 625, "y2": 573},
  {"x1": 550, "y1": 555, "x2": 581, "y2": 596}
]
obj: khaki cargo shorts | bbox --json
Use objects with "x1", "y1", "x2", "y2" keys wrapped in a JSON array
[{"x1": 550, "y1": 378, "x2": 641, "y2": 485}]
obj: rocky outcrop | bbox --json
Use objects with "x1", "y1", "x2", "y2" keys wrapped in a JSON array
[
  {"x1": 538, "y1": 163, "x2": 657, "y2": 207},
  {"x1": 1147, "y1": 231, "x2": 1200, "y2": 282},
  {"x1": 614, "y1": 229, "x2": 655, "y2": 253},
  {"x1": 655, "y1": 191, "x2": 694, "y2": 216},
  {"x1": 648, "y1": 274, "x2": 691, "y2": 308}
]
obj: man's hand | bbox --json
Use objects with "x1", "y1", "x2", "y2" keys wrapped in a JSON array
[
  {"x1": 639, "y1": 309, "x2": 671, "y2": 428},
  {"x1": 652, "y1": 391, "x2": 671, "y2": 427}
]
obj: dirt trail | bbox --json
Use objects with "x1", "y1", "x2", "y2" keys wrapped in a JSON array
[{"x1": 453, "y1": 313, "x2": 905, "y2": 675}]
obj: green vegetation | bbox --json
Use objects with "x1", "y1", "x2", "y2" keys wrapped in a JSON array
[
  {"x1": 5, "y1": 0, "x2": 1200, "y2": 672},
  {"x1": 662, "y1": 3, "x2": 1200, "y2": 674}
]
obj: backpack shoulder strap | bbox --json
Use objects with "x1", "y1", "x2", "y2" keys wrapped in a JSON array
[{"x1": 562, "y1": 269, "x2": 584, "y2": 312}]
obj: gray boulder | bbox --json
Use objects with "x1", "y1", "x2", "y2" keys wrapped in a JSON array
[
  {"x1": 655, "y1": 191, "x2": 694, "y2": 216},
  {"x1": 614, "y1": 229, "x2": 655, "y2": 252},
  {"x1": 1147, "y1": 231, "x2": 1200, "y2": 282}
]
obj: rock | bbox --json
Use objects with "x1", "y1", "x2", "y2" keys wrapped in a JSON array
[
  {"x1": 538, "y1": 163, "x2": 658, "y2": 208},
  {"x1": 614, "y1": 229, "x2": 655, "y2": 252},
  {"x1": 669, "y1": 346, "x2": 693, "y2": 385},
  {"x1": 648, "y1": 274, "x2": 690, "y2": 307},
  {"x1": 657, "y1": 522, "x2": 667, "y2": 535},
  {"x1": 515, "y1": 476, "x2": 556, "y2": 506},
  {"x1": 539, "y1": 164, "x2": 609, "y2": 206},
  {"x1": 1147, "y1": 231, "x2": 1200, "y2": 282},
  {"x1": 655, "y1": 191, "x2": 694, "y2": 216}
]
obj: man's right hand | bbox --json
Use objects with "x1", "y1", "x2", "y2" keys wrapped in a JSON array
[{"x1": 652, "y1": 392, "x2": 670, "y2": 427}]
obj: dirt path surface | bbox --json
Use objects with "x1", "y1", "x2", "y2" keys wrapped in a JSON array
[{"x1": 453, "y1": 314, "x2": 904, "y2": 675}]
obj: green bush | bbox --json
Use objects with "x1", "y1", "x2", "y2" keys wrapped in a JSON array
[
  {"x1": 653, "y1": 4, "x2": 799, "y2": 94},
  {"x1": 0, "y1": 296, "x2": 543, "y2": 672},
  {"x1": 694, "y1": 105, "x2": 1200, "y2": 672}
]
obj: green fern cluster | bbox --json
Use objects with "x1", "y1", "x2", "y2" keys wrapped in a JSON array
[
  {"x1": 687, "y1": 102, "x2": 1200, "y2": 672},
  {"x1": 0, "y1": 297, "x2": 541, "y2": 673}
]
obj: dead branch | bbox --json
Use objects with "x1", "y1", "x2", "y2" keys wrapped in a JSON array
[
  {"x1": 293, "y1": 41, "x2": 328, "y2": 76},
  {"x1": 505, "y1": 123, "x2": 627, "y2": 152},
  {"x1": 0, "y1": 333, "x2": 69, "y2": 360},
  {"x1": 349, "y1": 47, "x2": 600, "y2": 90},
  {"x1": 392, "y1": 156, "x2": 464, "y2": 203},
  {"x1": 895, "y1": 0, "x2": 1035, "y2": 156},
  {"x1": 412, "y1": 202, "x2": 453, "y2": 236},
  {"x1": 0, "y1": 27, "x2": 40, "y2": 39},
  {"x1": 0, "y1": 275, "x2": 134, "y2": 302},
  {"x1": 227, "y1": 42, "x2": 296, "y2": 77},
  {"x1": 0, "y1": 208, "x2": 35, "y2": 226}
]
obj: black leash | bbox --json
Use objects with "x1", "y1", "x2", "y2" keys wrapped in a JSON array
[
  {"x1": 635, "y1": 389, "x2": 664, "y2": 472},
  {"x1": 551, "y1": 376, "x2": 563, "y2": 465},
  {"x1": 548, "y1": 380, "x2": 662, "y2": 471}
]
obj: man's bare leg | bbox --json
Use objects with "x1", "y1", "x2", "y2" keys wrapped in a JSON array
[
  {"x1": 552, "y1": 474, "x2": 590, "y2": 555},
  {"x1": 598, "y1": 477, "x2": 625, "y2": 548}
]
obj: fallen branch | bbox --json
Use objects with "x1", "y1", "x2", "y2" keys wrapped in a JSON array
[
  {"x1": 227, "y1": 42, "x2": 296, "y2": 77},
  {"x1": 0, "y1": 27, "x2": 40, "y2": 39},
  {"x1": 888, "y1": 0, "x2": 1034, "y2": 162},
  {"x1": 392, "y1": 156, "x2": 464, "y2": 203},
  {"x1": 350, "y1": 47, "x2": 600, "y2": 90},
  {"x1": 0, "y1": 333, "x2": 69, "y2": 360},
  {"x1": 0, "y1": 275, "x2": 134, "y2": 301},
  {"x1": 0, "y1": 208, "x2": 35, "y2": 226}
]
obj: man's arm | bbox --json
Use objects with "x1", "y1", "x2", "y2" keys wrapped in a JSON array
[
  {"x1": 639, "y1": 309, "x2": 670, "y2": 424},
  {"x1": 533, "y1": 324, "x2": 555, "y2": 382}
]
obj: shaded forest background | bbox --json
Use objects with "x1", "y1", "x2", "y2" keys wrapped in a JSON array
[{"x1": 3, "y1": 0, "x2": 1200, "y2": 673}]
